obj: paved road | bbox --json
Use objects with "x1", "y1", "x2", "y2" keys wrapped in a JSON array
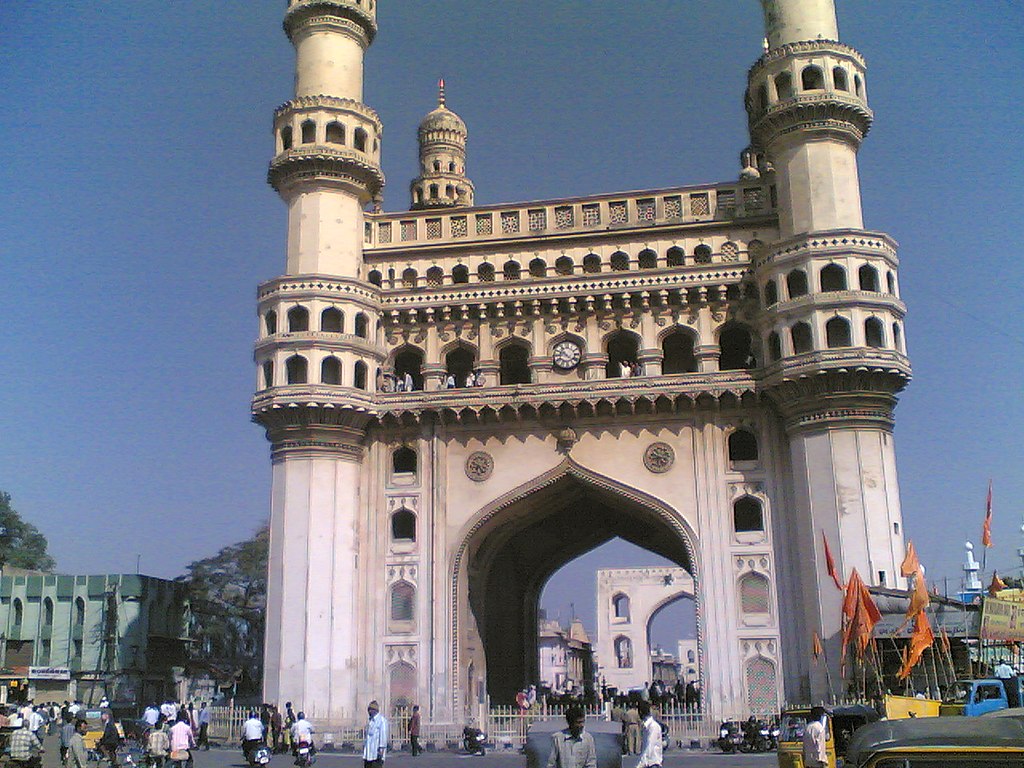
[{"x1": 149, "y1": 746, "x2": 777, "y2": 768}]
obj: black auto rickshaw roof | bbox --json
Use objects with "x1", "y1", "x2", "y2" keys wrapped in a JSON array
[{"x1": 845, "y1": 716, "x2": 1024, "y2": 766}]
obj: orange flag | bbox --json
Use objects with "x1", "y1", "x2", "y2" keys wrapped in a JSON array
[
  {"x1": 982, "y1": 480, "x2": 994, "y2": 548},
  {"x1": 897, "y1": 611, "x2": 935, "y2": 680},
  {"x1": 900, "y1": 541, "x2": 920, "y2": 578},
  {"x1": 988, "y1": 572, "x2": 1007, "y2": 596},
  {"x1": 823, "y1": 531, "x2": 845, "y2": 591},
  {"x1": 841, "y1": 568, "x2": 882, "y2": 663},
  {"x1": 895, "y1": 564, "x2": 931, "y2": 634},
  {"x1": 939, "y1": 626, "x2": 952, "y2": 655},
  {"x1": 812, "y1": 631, "x2": 823, "y2": 664}
]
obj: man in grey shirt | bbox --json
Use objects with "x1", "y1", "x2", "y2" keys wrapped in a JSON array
[{"x1": 546, "y1": 706, "x2": 597, "y2": 768}]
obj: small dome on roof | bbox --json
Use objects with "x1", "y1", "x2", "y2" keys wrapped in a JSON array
[{"x1": 418, "y1": 79, "x2": 466, "y2": 135}]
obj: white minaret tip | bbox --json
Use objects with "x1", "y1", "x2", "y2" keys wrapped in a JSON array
[{"x1": 438, "y1": 77, "x2": 446, "y2": 108}]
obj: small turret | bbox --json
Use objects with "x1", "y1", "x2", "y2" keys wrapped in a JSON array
[{"x1": 410, "y1": 79, "x2": 475, "y2": 210}]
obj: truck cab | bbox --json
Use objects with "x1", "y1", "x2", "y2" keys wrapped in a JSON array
[{"x1": 941, "y1": 678, "x2": 1021, "y2": 716}]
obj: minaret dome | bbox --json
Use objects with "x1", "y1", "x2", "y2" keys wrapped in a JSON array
[{"x1": 410, "y1": 79, "x2": 475, "y2": 210}]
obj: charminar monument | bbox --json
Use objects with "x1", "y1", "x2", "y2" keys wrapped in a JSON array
[{"x1": 252, "y1": 0, "x2": 910, "y2": 724}]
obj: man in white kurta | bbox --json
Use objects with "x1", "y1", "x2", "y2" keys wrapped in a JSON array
[{"x1": 362, "y1": 701, "x2": 389, "y2": 767}]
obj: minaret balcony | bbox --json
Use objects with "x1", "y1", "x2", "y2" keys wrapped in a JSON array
[
  {"x1": 750, "y1": 93, "x2": 872, "y2": 148},
  {"x1": 761, "y1": 290, "x2": 906, "y2": 319},
  {"x1": 284, "y1": 0, "x2": 377, "y2": 44},
  {"x1": 268, "y1": 146, "x2": 384, "y2": 199}
]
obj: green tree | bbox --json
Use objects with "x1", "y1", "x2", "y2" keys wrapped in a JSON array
[
  {"x1": 0, "y1": 492, "x2": 55, "y2": 571},
  {"x1": 178, "y1": 524, "x2": 268, "y2": 695}
]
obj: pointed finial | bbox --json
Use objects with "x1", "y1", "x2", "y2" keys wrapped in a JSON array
[{"x1": 438, "y1": 78, "x2": 446, "y2": 108}]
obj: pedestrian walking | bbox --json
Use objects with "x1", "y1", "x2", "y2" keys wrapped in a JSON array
[
  {"x1": 408, "y1": 705, "x2": 421, "y2": 757},
  {"x1": 268, "y1": 705, "x2": 281, "y2": 754},
  {"x1": 635, "y1": 701, "x2": 662, "y2": 768},
  {"x1": 60, "y1": 716, "x2": 76, "y2": 766},
  {"x1": 623, "y1": 703, "x2": 641, "y2": 755},
  {"x1": 362, "y1": 701, "x2": 388, "y2": 767},
  {"x1": 545, "y1": 705, "x2": 597, "y2": 768},
  {"x1": 196, "y1": 702, "x2": 210, "y2": 751},
  {"x1": 67, "y1": 720, "x2": 89, "y2": 768},
  {"x1": 802, "y1": 707, "x2": 828, "y2": 768}
]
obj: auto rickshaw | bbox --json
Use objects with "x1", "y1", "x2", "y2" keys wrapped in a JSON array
[
  {"x1": 777, "y1": 704, "x2": 878, "y2": 768},
  {"x1": 843, "y1": 716, "x2": 1024, "y2": 767}
]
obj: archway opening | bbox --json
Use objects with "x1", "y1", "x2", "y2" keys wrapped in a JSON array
[{"x1": 461, "y1": 469, "x2": 692, "y2": 705}]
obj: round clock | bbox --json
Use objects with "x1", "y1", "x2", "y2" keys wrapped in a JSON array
[{"x1": 552, "y1": 340, "x2": 582, "y2": 370}]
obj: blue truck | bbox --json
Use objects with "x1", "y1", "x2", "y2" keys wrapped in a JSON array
[{"x1": 940, "y1": 678, "x2": 1023, "y2": 716}]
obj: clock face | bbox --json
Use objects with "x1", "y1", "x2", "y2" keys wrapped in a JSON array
[{"x1": 552, "y1": 341, "x2": 582, "y2": 370}]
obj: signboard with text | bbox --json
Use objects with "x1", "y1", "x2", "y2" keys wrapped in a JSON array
[
  {"x1": 981, "y1": 596, "x2": 1024, "y2": 642},
  {"x1": 28, "y1": 666, "x2": 71, "y2": 681}
]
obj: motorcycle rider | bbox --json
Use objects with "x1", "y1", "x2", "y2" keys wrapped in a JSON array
[{"x1": 242, "y1": 711, "x2": 265, "y2": 763}]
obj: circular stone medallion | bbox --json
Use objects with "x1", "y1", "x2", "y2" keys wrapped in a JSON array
[
  {"x1": 465, "y1": 451, "x2": 494, "y2": 482},
  {"x1": 643, "y1": 442, "x2": 675, "y2": 473}
]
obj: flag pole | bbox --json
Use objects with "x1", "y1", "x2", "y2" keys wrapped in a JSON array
[{"x1": 820, "y1": 641, "x2": 836, "y2": 705}]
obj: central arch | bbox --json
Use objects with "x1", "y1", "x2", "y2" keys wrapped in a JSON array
[{"x1": 451, "y1": 459, "x2": 699, "y2": 709}]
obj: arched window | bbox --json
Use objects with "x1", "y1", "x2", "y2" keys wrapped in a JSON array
[
  {"x1": 280, "y1": 126, "x2": 293, "y2": 151},
  {"x1": 415, "y1": 188, "x2": 424, "y2": 204},
  {"x1": 757, "y1": 82, "x2": 769, "y2": 110},
  {"x1": 820, "y1": 264, "x2": 847, "y2": 292},
  {"x1": 445, "y1": 345, "x2": 475, "y2": 385},
  {"x1": 262, "y1": 361, "x2": 274, "y2": 389},
  {"x1": 286, "y1": 355, "x2": 308, "y2": 384},
  {"x1": 833, "y1": 67, "x2": 848, "y2": 91},
  {"x1": 865, "y1": 317, "x2": 885, "y2": 348},
  {"x1": 452, "y1": 264, "x2": 469, "y2": 284},
  {"x1": 666, "y1": 246, "x2": 684, "y2": 267},
  {"x1": 321, "y1": 356, "x2": 342, "y2": 385},
  {"x1": 583, "y1": 253, "x2": 602, "y2": 273},
  {"x1": 638, "y1": 249, "x2": 657, "y2": 269},
  {"x1": 893, "y1": 322, "x2": 903, "y2": 351},
  {"x1": 734, "y1": 496, "x2": 765, "y2": 532},
  {"x1": 43, "y1": 598, "x2": 53, "y2": 627},
  {"x1": 687, "y1": 650, "x2": 696, "y2": 664},
  {"x1": 264, "y1": 310, "x2": 278, "y2": 336},
  {"x1": 354, "y1": 361, "x2": 368, "y2": 390},
  {"x1": 859, "y1": 264, "x2": 879, "y2": 292},
  {"x1": 300, "y1": 119, "x2": 316, "y2": 144},
  {"x1": 429, "y1": 183, "x2": 439, "y2": 199},
  {"x1": 825, "y1": 317, "x2": 852, "y2": 348},
  {"x1": 791, "y1": 322, "x2": 813, "y2": 354},
  {"x1": 612, "y1": 594, "x2": 630, "y2": 620},
  {"x1": 555, "y1": 256, "x2": 574, "y2": 276},
  {"x1": 326, "y1": 122, "x2": 345, "y2": 144},
  {"x1": 394, "y1": 346, "x2": 424, "y2": 391},
  {"x1": 446, "y1": 185, "x2": 455, "y2": 198},
  {"x1": 614, "y1": 636, "x2": 633, "y2": 668},
  {"x1": 854, "y1": 74, "x2": 863, "y2": 96},
  {"x1": 448, "y1": 161, "x2": 456, "y2": 172},
  {"x1": 478, "y1": 263, "x2": 495, "y2": 282},
  {"x1": 321, "y1": 307, "x2": 343, "y2": 333},
  {"x1": 662, "y1": 329, "x2": 697, "y2": 374},
  {"x1": 529, "y1": 258, "x2": 547, "y2": 277},
  {"x1": 390, "y1": 581, "x2": 415, "y2": 622},
  {"x1": 886, "y1": 271, "x2": 896, "y2": 294},
  {"x1": 610, "y1": 251, "x2": 630, "y2": 271},
  {"x1": 74, "y1": 597, "x2": 85, "y2": 627},
  {"x1": 432, "y1": 160, "x2": 441, "y2": 172},
  {"x1": 368, "y1": 269, "x2": 383, "y2": 287},
  {"x1": 693, "y1": 244, "x2": 712, "y2": 264},
  {"x1": 605, "y1": 331, "x2": 640, "y2": 378},
  {"x1": 392, "y1": 447, "x2": 417, "y2": 474},
  {"x1": 775, "y1": 71, "x2": 794, "y2": 100},
  {"x1": 503, "y1": 261, "x2": 521, "y2": 280},
  {"x1": 354, "y1": 127, "x2": 368, "y2": 152},
  {"x1": 719, "y1": 323, "x2": 755, "y2": 370},
  {"x1": 739, "y1": 573, "x2": 771, "y2": 613},
  {"x1": 354, "y1": 312, "x2": 369, "y2": 338},
  {"x1": 802, "y1": 65, "x2": 825, "y2": 90},
  {"x1": 391, "y1": 509, "x2": 416, "y2": 542},
  {"x1": 764, "y1": 280, "x2": 778, "y2": 306},
  {"x1": 729, "y1": 430, "x2": 759, "y2": 462},
  {"x1": 287, "y1": 306, "x2": 309, "y2": 332},
  {"x1": 746, "y1": 657, "x2": 778, "y2": 715},
  {"x1": 499, "y1": 343, "x2": 531, "y2": 385},
  {"x1": 786, "y1": 269, "x2": 808, "y2": 298},
  {"x1": 402, "y1": 268, "x2": 418, "y2": 289},
  {"x1": 768, "y1": 332, "x2": 781, "y2": 362}
]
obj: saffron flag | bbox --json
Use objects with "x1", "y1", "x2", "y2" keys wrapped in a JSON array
[
  {"x1": 897, "y1": 610, "x2": 935, "y2": 680},
  {"x1": 988, "y1": 571, "x2": 1007, "y2": 597},
  {"x1": 812, "y1": 631, "x2": 823, "y2": 663},
  {"x1": 840, "y1": 568, "x2": 882, "y2": 663},
  {"x1": 900, "y1": 541, "x2": 920, "y2": 578},
  {"x1": 982, "y1": 480, "x2": 994, "y2": 548},
  {"x1": 939, "y1": 626, "x2": 952, "y2": 655},
  {"x1": 895, "y1": 564, "x2": 931, "y2": 634},
  {"x1": 823, "y1": 531, "x2": 845, "y2": 591}
]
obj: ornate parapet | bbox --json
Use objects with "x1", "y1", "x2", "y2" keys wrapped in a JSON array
[
  {"x1": 268, "y1": 147, "x2": 384, "y2": 200},
  {"x1": 284, "y1": 0, "x2": 377, "y2": 45}
]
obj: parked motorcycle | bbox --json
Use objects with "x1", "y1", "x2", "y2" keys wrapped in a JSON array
[
  {"x1": 717, "y1": 721, "x2": 744, "y2": 753},
  {"x1": 462, "y1": 726, "x2": 486, "y2": 756}
]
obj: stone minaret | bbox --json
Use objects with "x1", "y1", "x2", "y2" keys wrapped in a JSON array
[
  {"x1": 254, "y1": 0, "x2": 385, "y2": 720},
  {"x1": 410, "y1": 80, "x2": 475, "y2": 209},
  {"x1": 749, "y1": 0, "x2": 911, "y2": 702}
]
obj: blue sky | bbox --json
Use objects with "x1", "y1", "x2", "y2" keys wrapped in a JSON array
[{"x1": 2, "y1": 2, "x2": 1022, "y2": 646}]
